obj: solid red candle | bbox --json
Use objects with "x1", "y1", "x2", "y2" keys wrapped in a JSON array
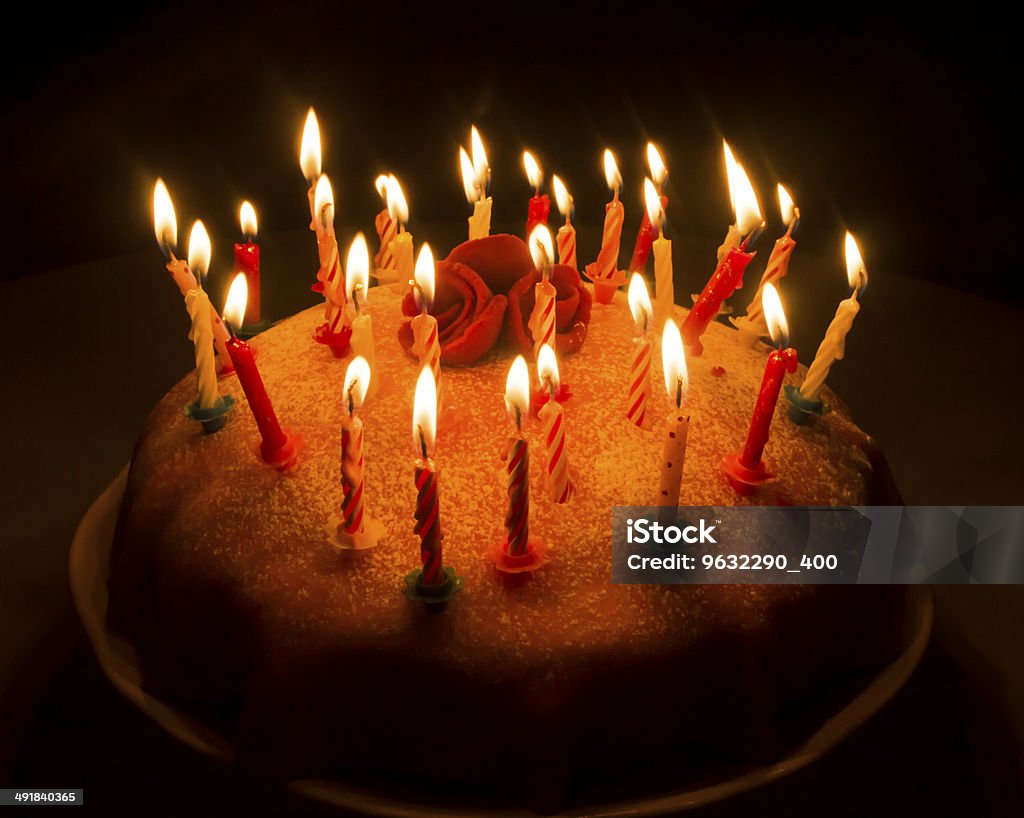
[
  {"x1": 680, "y1": 246, "x2": 755, "y2": 356},
  {"x1": 526, "y1": 193, "x2": 550, "y2": 240},
  {"x1": 741, "y1": 346, "x2": 798, "y2": 469},
  {"x1": 628, "y1": 194, "x2": 668, "y2": 272},
  {"x1": 233, "y1": 240, "x2": 260, "y2": 325},
  {"x1": 225, "y1": 335, "x2": 294, "y2": 467}
]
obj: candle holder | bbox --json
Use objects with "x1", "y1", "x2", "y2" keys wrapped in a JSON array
[
  {"x1": 326, "y1": 515, "x2": 386, "y2": 551},
  {"x1": 488, "y1": 539, "x2": 549, "y2": 574},
  {"x1": 402, "y1": 566, "x2": 463, "y2": 605},
  {"x1": 721, "y1": 452, "x2": 774, "y2": 496},
  {"x1": 313, "y1": 323, "x2": 353, "y2": 358},
  {"x1": 728, "y1": 315, "x2": 766, "y2": 349},
  {"x1": 183, "y1": 395, "x2": 235, "y2": 434},
  {"x1": 592, "y1": 272, "x2": 625, "y2": 305},
  {"x1": 783, "y1": 384, "x2": 830, "y2": 426},
  {"x1": 236, "y1": 319, "x2": 275, "y2": 340}
]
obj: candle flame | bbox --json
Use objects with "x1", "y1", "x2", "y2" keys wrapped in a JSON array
[
  {"x1": 223, "y1": 272, "x2": 248, "y2": 329},
  {"x1": 845, "y1": 231, "x2": 867, "y2": 292},
  {"x1": 537, "y1": 343, "x2": 560, "y2": 393},
  {"x1": 345, "y1": 233, "x2": 370, "y2": 305},
  {"x1": 644, "y1": 177, "x2": 663, "y2": 229},
  {"x1": 239, "y1": 201, "x2": 258, "y2": 239},
  {"x1": 343, "y1": 355, "x2": 370, "y2": 416},
  {"x1": 523, "y1": 150, "x2": 542, "y2": 190},
  {"x1": 552, "y1": 174, "x2": 572, "y2": 217},
  {"x1": 777, "y1": 184, "x2": 796, "y2": 227},
  {"x1": 386, "y1": 174, "x2": 408, "y2": 225},
  {"x1": 724, "y1": 141, "x2": 762, "y2": 233},
  {"x1": 762, "y1": 282, "x2": 789, "y2": 348},
  {"x1": 528, "y1": 224, "x2": 554, "y2": 273},
  {"x1": 314, "y1": 174, "x2": 334, "y2": 230},
  {"x1": 661, "y1": 319, "x2": 688, "y2": 407},
  {"x1": 414, "y1": 243, "x2": 435, "y2": 312},
  {"x1": 470, "y1": 125, "x2": 488, "y2": 188},
  {"x1": 505, "y1": 355, "x2": 531, "y2": 427},
  {"x1": 603, "y1": 149, "x2": 621, "y2": 192},
  {"x1": 153, "y1": 178, "x2": 177, "y2": 253},
  {"x1": 187, "y1": 220, "x2": 211, "y2": 280},
  {"x1": 374, "y1": 174, "x2": 390, "y2": 201},
  {"x1": 300, "y1": 107, "x2": 322, "y2": 182},
  {"x1": 413, "y1": 365, "x2": 437, "y2": 457},
  {"x1": 459, "y1": 147, "x2": 479, "y2": 204},
  {"x1": 646, "y1": 142, "x2": 667, "y2": 187},
  {"x1": 627, "y1": 272, "x2": 652, "y2": 330}
]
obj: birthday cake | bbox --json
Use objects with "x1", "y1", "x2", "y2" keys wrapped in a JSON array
[{"x1": 106, "y1": 231, "x2": 907, "y2": 810}]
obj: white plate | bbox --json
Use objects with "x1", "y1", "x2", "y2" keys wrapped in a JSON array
[{"x1": 71, "y1": 465, "x2": 933, "y2": 817}]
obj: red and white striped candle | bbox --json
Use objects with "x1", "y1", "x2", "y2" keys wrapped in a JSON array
[
  {"x1": 314, "y1": 174, "x2": 343, "y2": 296},
  {"x1": 740, "y1": 185, "x2": 799, "y2": 336},
  {"x1": 537, "y1": 344, "x2": 574, "y2": 503},
  {"x1": 626, "y1": 273, "x2": 653, "y2": 429},
  {"x1": 589, "y1": 149, "x2": 624, "y2": 280},
  {"x1": 553, "y1": 175, "x2": 577, "y2": 271},
  {"x1": 411, "y1": 244, "x2": 441, "y2": 387},
  {"x1": 412, "y1": 367, "x2": 445, "y2": 587},
  {"x1": 339, "y1": 356, "x2": 370, "y2": 536},
  {"x1": 527, "y1": 226, "x2": 557, "y2": 356},
  {"x1": 503, "y1": 356, "x2": 532, "y2": 555},
  {"x1": 373, "y1": 175, "x2": 397, "y2": 275}
]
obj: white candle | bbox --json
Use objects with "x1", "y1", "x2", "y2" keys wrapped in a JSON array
[
  {"x1": 716, "y1": 141, "x2": 761, "y2": 262},
  {"x1": 186, "y1": 287, "x2": 218, "y2": 409},
  {"x1": 645, "y1": 178, "x2": 674, "y2": 334},
  {"x1": 384, "y1": 175, "x2": 412, "y2": 284},
  {"x1": 461, "y1": 140, "x2": 492, "y2": 240},
  {"x1": 658, "y1": 320, "x2": 689, "y2": 525},
  {"x1": 351, "y1": 314, "x2": 377, "y2": 399}
]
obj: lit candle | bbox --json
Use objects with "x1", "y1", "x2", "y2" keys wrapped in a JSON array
[
  {"x1": 184, "y1": 221, "x2": 219, "y2": 410},
  {"x1": 410, "y1": 244, "x2": 441, "y2": 389},
  {"x1": 626, "y1": 272, "x2": 654, "y2": 429},
  {"x1": 412, "y1": 366, "x2": 448, "y2": 588},
  {"x1": 681, "y1": 157, "x2": 763, "y2": 356},
  {"x1": 300, "y1": 107, "x2": 324, "y2": 294},
  {"x1": 587, "y1": 149, "x2": 626, "y2": 303},
  {"x1": 523, "y1": 150, "x2": 550, "y2": 239},
  {"x1": 732, "y1": 184, "x2": 799, "y2": 346},
  {"x1": 716, "y1": 141, "x2": 749, "y2": 261},
  {"x1": 345, "y1": 234, "x2": 377, "y2": 399},
  {"x1": 552, "y1": 174, "x2": 577, "y2": 270},
  {"x1": 723, "y1": 283, "x2": 797, "y2": 491},
  {"x1": 537, "y1": 344, "x2": 574, "y2": 503},
  {"x1": 338, "y1": 355, "x2": 370, "y2": 539},
  {"x1": 234, "y1": 201, "x2": 261, "y2": 326},
  {"x1": 222, "y1": 274, "x2": 296, "y2": 469},
  {"x1": 658, "y1": 320, "x2": 690, "y2": 525},
  {"x1": 800, "y1": 232, "x2": 867, "y2": 401},
  {"x1": 628, "y1": 142, "x2": 668, "y2": 272},
  {"x1": 313, "y1": 174, "x2": 343, "y2": 295},
  {"x1": 503, "y1": 356, "x2": 532, "y2": 555},
  {"x1": 372, "y1": 174, "x2": 397, "y2": 277},
  {"x1": 385, "y1": 175, "x2": 413, "y2": 285},
  {"x1": 646, "y1": 178, "x2": 674, "y2": 334},
  {"x1": 152, "y1": 179, "x2": 233, "y2": 376},
  {"x1": 462, "y1": 125, "x2": 492, "y2": 241},
  {"x1": 527, "y1": 225, "x2": 557, "y2": 356}
]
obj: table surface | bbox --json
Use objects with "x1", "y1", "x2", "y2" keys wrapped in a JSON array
[{"x1": 1, "y1": 230, "x2": 1022, "y2": 815}]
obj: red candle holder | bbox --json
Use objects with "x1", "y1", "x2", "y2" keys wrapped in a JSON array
[
  {"x1": 313, "y1": 323, "x2": 352, "y2": 358},
  {"x1": 591, "y1": 271, "x2": 626, "y2": 304},
  {"x1": 487, "y1": 538, "x2": 549, "y2": 574},
  {"x1": 530, "y1": 382, "x2": 572, "y2": 417}
]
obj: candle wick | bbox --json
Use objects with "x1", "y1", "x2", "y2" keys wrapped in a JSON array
[
  {"x1": 515, "y1": 403, "x2": 522, "y2": 434},
  {"x1": 348, "y1": 385, "x2": 355, "y2": 418},
  {"x1": 418, "y1": 426, "x2": 428, "y2": 460},
  {"x1": 675, "y1": 377, "x2": 683, "y2": 409}
]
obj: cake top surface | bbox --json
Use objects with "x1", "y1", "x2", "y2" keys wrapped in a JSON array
[{"x1": 122, "y1": 278, "x2": 875, "y2": 673}]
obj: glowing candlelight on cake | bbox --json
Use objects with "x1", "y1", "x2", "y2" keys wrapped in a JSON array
[
  {"x1": 312, "y1": 174, "x2": 342, "y2": 298},
  {"x1": 628, "y1": 142, "x2": 669, "y2": 272},
  {"x1": 373, "y1": 174, "x2": 397, "y2": 276},
  {"x1": 799, "y1": 232, "x2": 867, "y2": 401},
  {"x1": 152, "y1": 180, "x2": 233, "y2": 375},
  {"x1": 385, "y1": 174, "x2": 413, "y2": 285},
  {"x1": 646, "y1": 178, "x2": 674, "y2": 333},
  {"x1": 233, "y1": 201, "x2": 261, "y2": 326},
  {"x1": 223, "y1": 274, "x2": 296, "y2": 469},
  {"x1": 339, "y1": 356, "x2": 370, "y2": 536},
  {"x1": 587, "y1": 149, "x2": 626, "y2": 302},
  {"x1": 461, "y1": 126, "x2": 492, "y2": 240},
  {"x1": 184, "y1": 221, "x2": 219, "y2": 410},
  {"x1": 412, "y1": 366, "x2": 447, "y2": 588},
  {"x1": 503, "y1": 355, "x2": 532, "y2": 555},
  {"x1": 626, "y1": 273, "x2": 654, "y2": 429},
  {"x1": 724, "y1": 283, "x2": 797, "y2": 491},
  {"x1": 300, "y1": 107, "x2": 322, "y2": 227},
  {"x1": 552, "y1": 174, "x2": 577, "y2": 271},
  {"x1": 658, "y1": 320, "x2": 689, "y2": 522},
  {"x1": 682, "y1": 155, "x2": 762, "y2": 356},
  {"x1": 527, "y1": 225, "x2": 557, "y2": 356},
  {"x1": 537, "y1": 344, "x2": 574, "y2": 503},
  {"x1": 411, "y1": 244, "x2": 441, "y2": 388},
  {"x1": 523, "y1": 150, "x2": 550, "y2": 239},
  {"x1": 347, "y1": 234, "x2": 378, "y2": 398},
  {"x1": 733, "y1": 184, "x2": 800, "y2": 346}
]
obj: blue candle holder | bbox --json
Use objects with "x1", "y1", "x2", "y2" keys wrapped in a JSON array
[
  {"x1": 784, "y1": 384, "x2": 830, "y2": 426},
  {"x1": 183, "y1": 394, "x2": 236, "y2": 434}
]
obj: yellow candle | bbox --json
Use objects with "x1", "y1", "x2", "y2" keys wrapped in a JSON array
[
  {"x1": 385, "y1": 175, "x2": 412, "y2": 284},
  {"x1": 461, "y1": 133, "x2": 492, "y2": 240}
]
